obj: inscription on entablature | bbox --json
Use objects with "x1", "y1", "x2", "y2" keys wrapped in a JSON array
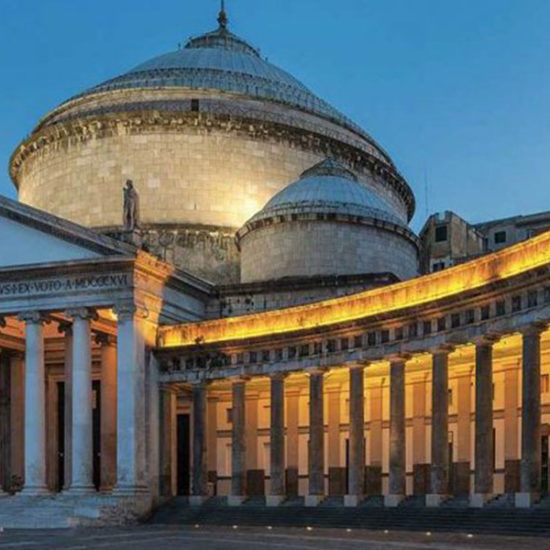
[{"x1": 0, "y1": 273, "x2": 130, "y2": 297}]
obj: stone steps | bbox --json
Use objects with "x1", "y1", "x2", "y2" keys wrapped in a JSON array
[{"x1": 150, "y1": 496, "x2": 550, "y2": 537}]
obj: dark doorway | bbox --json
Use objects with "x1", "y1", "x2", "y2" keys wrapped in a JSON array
[
  {"x1": 345, "y1": 438, "x2": 350, "y2": 492},
  {"x1": 92, "y1": 380, "x2": 101, "y2": 491},
  {"x1": 177, "y1": 414, "x2": 191, "y2": 495},
  {"x1": 56, "y1": 380, "x2": 101, "y2": 491},
  {"x1": 542, "y1": 435, "x2": 549, "y2": 494},
  {"x1": 57, "y1": 382, "x2": 65, "y2": 491}
]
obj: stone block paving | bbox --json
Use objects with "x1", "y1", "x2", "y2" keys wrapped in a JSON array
[{"x1": 0, "y1": 526, "x2": 550, "y2": 550}]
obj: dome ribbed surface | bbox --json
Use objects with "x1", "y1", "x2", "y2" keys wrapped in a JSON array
[
  {"x1": 245, "y1": 159, "x2": 406, "y2": 227},
  {"x1": 76, "y1": 23, "x2": 369, "y2": 139}
]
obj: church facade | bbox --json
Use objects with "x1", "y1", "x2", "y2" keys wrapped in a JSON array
[{"x1": 1, "y1": 6, "x2": 549, "y2": 527}]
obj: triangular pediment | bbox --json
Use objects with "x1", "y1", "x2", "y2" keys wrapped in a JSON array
[{"x1": 0, "y1": 195, "x2": 135, "y2": 268}]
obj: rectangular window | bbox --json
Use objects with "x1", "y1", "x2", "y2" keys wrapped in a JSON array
[
  {"x1": 435, "y1": 225, "x2": 448, "y2": 242},
  {"x1": 275, "y1": 348, "x2": 283, "y2": 361},
  {"x1": 432, "y1": 261, "x2": 446, "y2": 272},
  {"x1": 494, "y1": 230, "x2": 507, "y2": 244},
  {"x1": 262, "y1": 350, "x2": 270, "y2": 363},
  {"x1": 226, "y1": 408, "x2": 233, "y2": 423},
  {"x1": 409, "y1": 323, "x2": 418, "y2": 338},
  {"x1": 299, "y1": 344, "x2": 309, "y2": 358},
  {"x1": 394, "y1": 327, "x2": 404, "y2": 341},
  {"x1": 327, "y1": 340, "x2": 337, "y2": 353},
  {"x1": 451, "y1": 313, "x2": 461, "y2": 328},
  {"x1": 381, "y1": 330, "x2": 390, "y2": 344},
  {"x1": 340, "y1": 338, "x2": 349, "y2": 351},
  {"x1": 528, "y1": 291, "x2": 538, "y2": 308},
  {"x1": 367, "y1": 332, "x2": 376, "y2": 346},
  {"x1": 249, "y1": 351, "x2": 257, "y2": 364},
  {"x1": 481, "y1": 305, "x2": 490, "y2": 321},
  {"x1": 354, "y1": 335, "x2": 363, "y2": 349},
  {"x1": 437, "y1": 317, "x2": 446, "y2": 332},
  {"x1": 236, "y1": 353, "x2": 244, "y2": 364},
  {"x1": 545, "y1": 287, "x2": 550, "y2": 304},
  {"x1": 448, "y1": 388, "x2": 453, "y2": 406},
  {"x1": 465, "y1": 309, "x2": 475, "y2": 324},
  {"x1": 511, "y1": 295, "x2": 522, "y2": 312},
  {"x1": 191, "y1": 98, "x2": 200, "y2": 112},
  {"x1": 288, "y1": 347, "x2": 297, "y2": 359},
  {"x1": 313, "y1": 342, "x2": 322, "y2": 355},
  {"x1": 423, "y1": 320, "x2": 432, "y2": 335},
  {"x1": 496, "y1": 300, "x2": 506, "y2": 316},
  {"x1": 542, "y1": 374, "x2": 550, "y2": 394}
]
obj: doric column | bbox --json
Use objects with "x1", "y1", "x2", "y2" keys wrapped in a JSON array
[
  {"x1": 19, "y1": 312, "x2": 49, "y2": 495},
  {"x1": 471, "y1": 338, "x2": 496, "y2": 507},
  {"x1": 113, "y1": 303, "x2": 147, "y2": 495},
  {"x1": 503, "y1": 366, "x2": 519, "y2": 493},
  {"x1": 267, "y1": 373, "x2": 286, "y2": 506},
  {"x1": 306, "y1": 368, "x2": 325, "y2": 506},
  {"x1": 97, "y1": 334, "x2": 117, "y2": 492},
  {"x1": 327, "y1": 384, "x2": 343, "y2": 496},
  {"x1": 345, "y1": 364, "x2": 365, "y2": 506},
  {"x1": 385, "y1": 359, "x2": 406, "y2": 507},
  {"x1": 285, "y1": 387, "x2": 301, "y2": 497},
  {"x1": 427, "y1": 348, "x2": 451, "y2": 506},
  {"x1": 245, "y1": 391, "x2": 262, "y2": 496},
  {"x1": 58, "y1": 323, "x2": 73, "y2": 490},
  {"x1": 229, "y1": 378, "x2": 246, "y2": 506},
  {"x1": 191, "y1": 382, "x2": 208, "y2": 504},
  {"x1": 455, "y1": 369, "x2": 472, "y2": 495},
  {"x1": 66, "y1": 308, "x2": 95, "y2": 494},
  {"x1": 516, "y1": 324, "x2": 545, "y2": 507}
]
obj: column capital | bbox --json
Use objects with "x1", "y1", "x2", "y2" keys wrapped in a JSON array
[
  {"x1": 18, "y1": 311, "x2": 48, "y2": 325},
  {"x1": 430, "y1": 343, "x2": 455, "y2": 356},
  {"x1": 269, "y1": 371, "x2": 288, "y2": 381},
  {"x1": 348, "y1": 361, "x2": 368, "y2": 370},
  {"x1": 94, "y1": 332, "x2": 117, "y2": 347},
  {"x1": 66, "y1": 307, "x2": 97, "y2": 321},
  {"x1": 307, "y1": 367, "x2": 327, "y2": 377},
  {"x1": 387, "y1": 353, "x2": 411, "y2": 365},
  {"x1": 520, "y1": 321, "x2": 548, "y2": 336},
  {"x1": 113, "y1": 301, "x2": 148, "y2": 322},
  {"x1": 472, "y1": 333, "x2": 500, "y2": 347}
]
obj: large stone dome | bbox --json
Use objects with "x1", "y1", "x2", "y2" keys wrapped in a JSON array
[
  {"x1": 237, "y1": 159, "x2": 419, "y2": 283},
  {"x1": 9, "y1": 5, "x2": 416, "y2": 284}
]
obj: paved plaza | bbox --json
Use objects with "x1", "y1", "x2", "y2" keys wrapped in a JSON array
[{"x1": 0, "y1": 526, "x2": 550, "y2": 550}]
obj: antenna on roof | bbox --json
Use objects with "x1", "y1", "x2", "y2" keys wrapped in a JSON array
[{"x1": 218, "y1": 0, "x2": 228, "y2": 29}]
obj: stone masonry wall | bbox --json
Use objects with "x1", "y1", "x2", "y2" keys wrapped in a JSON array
[{"x1": 240, "y1": 221, "x2": 419, "y2": 283}]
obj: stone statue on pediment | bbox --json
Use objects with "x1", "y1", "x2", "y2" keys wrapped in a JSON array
[{"x1": 123, "y1": 179, "x2": 140, "y2": 231}]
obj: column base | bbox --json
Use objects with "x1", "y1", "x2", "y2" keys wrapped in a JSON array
[
  {"x1": 227, "y1": 495, "x2": 247, "y2": 506},
  {"x1": 469, "y1": 493, "x2": 494, "y2": 508},
  {"x1": 65, "y1": 485, "x2": 96, "y2": 496},
  {"x1": 266, "y1": 495, "x2": 285, "y2": 507},
  {"x1": 305, "y1": 495, "x2": 324, "y2": 507},
  {"x1": 19, "y1": 486, "x2": 50, "y2": 496},
  {"x1": 112, "y1": 484, "x2": 149, "y2": 497},
  {"x1": 384, "y1": 494, "x2": 405, "y2": 507},
  {"x1": 426, "y1": 494, "x2": 449, "y2": 507},
  {"x1": 189, "y1": 495, "x2": 210, "y2": 506},
  {"x1": 344, "y1": 494, "x2": 363, "y2": 507},
  {"x1": 515, "y1": 492, "x2": 540, "y2": 508}
]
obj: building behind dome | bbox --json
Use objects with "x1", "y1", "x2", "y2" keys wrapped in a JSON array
[{"x1": 9, "y1": 5, "x2": 415, "y2": 285}]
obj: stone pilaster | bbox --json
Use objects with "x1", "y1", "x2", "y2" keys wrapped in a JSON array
[
  {"x1": 66, "y1": 308, "x2": 95, "y2": 494},
  {"x1": 345, "y1": 364, "x2": 365, "y2": 507},
  {"x1": 19, "y1": 312, "x2": 49, "y2": 495},
  {"x1": 306, "y1": 369, "x2": 325, "y2": 506},
  {"x1": 385, "y1": 359, "x2": 406, "y2": 507},
  {"x1": 191, "y1": 382, "x2": 208, "y2": 505},
  {"x1": 267, "y1": 373, "x2": 285, "y2": 506},
  {"x1": 113, "y1": 303, "x2": 147, "y2": 495},
  {"x1": 516, "y1": 325, "x2": 545, "y2": 507},
  {"x1": 471, "y1": 338, "x2": 496, "y2": 507},
  {"x1": 427, "y1": 349, "x2": 451, "y2": 507},
  {"x1": 229, "y1": 378, "x2": 246, "y2": 506}
]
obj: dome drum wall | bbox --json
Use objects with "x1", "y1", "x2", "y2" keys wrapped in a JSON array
[{"x1": 238, "y1": 219, "x2": 419, "y2": 283}]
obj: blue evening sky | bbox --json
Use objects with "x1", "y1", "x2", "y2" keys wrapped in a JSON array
[{"x1": 2, "y1": 0, "x2": 549, "y2": 232}]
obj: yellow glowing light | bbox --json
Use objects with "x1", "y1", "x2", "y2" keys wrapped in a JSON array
[{"x1": 159, "y1": 231, "x2": 550, "y2": 348}]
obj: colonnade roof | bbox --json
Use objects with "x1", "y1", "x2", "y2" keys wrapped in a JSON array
[{"x1": 158, "y1": 229, "x2": 550, "y2": 347}]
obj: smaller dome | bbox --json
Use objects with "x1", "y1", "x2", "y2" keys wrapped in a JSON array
[{"x1": 242, "y1": 158, "x2": 406, "y2": 229}]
